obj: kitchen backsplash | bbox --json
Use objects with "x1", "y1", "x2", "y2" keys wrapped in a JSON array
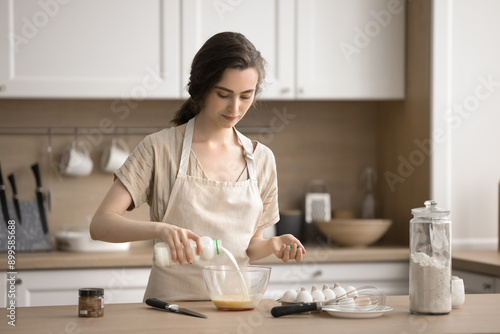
[{"x1": 0, "y1": 99, "x2": 378, "y2": 240}]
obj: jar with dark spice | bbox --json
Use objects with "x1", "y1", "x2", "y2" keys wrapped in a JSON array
[{"x1": 78, "y1": 288, "x2": 104, "y2": 318}]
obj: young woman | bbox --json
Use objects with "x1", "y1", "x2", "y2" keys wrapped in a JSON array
[{"x1": 90, "y1": 32, "x2": 305, "y2": 301}]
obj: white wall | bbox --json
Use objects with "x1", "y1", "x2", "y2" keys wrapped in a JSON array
[{"x1": 432, "y1": 0, "x2": 500, "y2": 250}]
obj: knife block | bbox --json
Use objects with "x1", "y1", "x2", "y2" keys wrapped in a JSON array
[{"x1": 0, "y1": 201, "x2": 52, "y2": 252}]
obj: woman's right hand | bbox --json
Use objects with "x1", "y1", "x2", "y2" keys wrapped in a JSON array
[{"x1": 158, "y1": 224, "x2": 203, "y2": 265}]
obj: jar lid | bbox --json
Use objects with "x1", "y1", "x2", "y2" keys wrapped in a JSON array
[
  {"x1": 79, "y1": 288, "x2": 104, "y2": 297},
  {"x1": 411, "y1": 200, "x2": 450, "y2": 217}
]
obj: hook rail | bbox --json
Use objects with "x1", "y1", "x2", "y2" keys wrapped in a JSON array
[{"x1": 0, "y1": 126, "x2": 268, "y2": 135}]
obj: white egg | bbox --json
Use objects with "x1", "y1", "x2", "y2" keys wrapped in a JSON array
[
  {"x1": 296, "y1": 288, "x2": 313, "y2": 303},
  {"x1": 310, "y1": 286, "x2": 325, "y2": 302},
  {"x1": 322, "y1": 284, "x2": 336, "y2": 300},
  {"x1": 332, "y1": 283, "x2": 346, "y2": 299},
  {"x1": 355, "y1": 295, "x2": 372, "y2": 309},
  {"x1": 344, "y1": 285, "x2": 358, "y2": 297},
  {"x1": 281, "y1": 289, "x2": 298, "y2": 303}
]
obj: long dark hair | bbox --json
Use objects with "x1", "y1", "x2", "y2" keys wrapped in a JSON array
[{"x1": 171, "y1": 32, "x2": 266, "y2": 125}]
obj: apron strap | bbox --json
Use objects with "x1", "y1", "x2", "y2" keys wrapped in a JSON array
[
  {"x1": 178, "y1": 117, "x2": 195, "y2": 176},
  {"x1": 235, "y1": 129, "x2": 257, "y2": 181},
  {"x1": 178, "y1": 116, "x2": 256, "y2": 180}
]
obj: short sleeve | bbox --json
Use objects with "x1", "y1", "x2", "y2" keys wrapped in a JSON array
[
  {"x1": 114, "y1": 135, "x2": 155, "y2": 211},
  {"x1": 255, "y1": 143, "x2": 280, "y2": 229}
]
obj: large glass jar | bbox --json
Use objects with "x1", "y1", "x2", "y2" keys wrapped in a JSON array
[{"x1": 409, "y1": 200, "x2": 452, "y2": 315}]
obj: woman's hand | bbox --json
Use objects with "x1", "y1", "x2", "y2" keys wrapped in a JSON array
[
  {"x1": 158, "y1": 224, "x2": 203, "y2": 265},
  {"x1": 269, "y1": 234, "x2": 306, "y2": 263}
]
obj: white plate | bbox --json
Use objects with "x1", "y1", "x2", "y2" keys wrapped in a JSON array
[{"x1": 322, "y1": 306, "x2": 393, "y2": 319}]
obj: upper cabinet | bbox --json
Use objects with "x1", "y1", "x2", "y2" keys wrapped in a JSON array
[
  {"x1": 181, "y1": 0, "x2": 295, "y2": 100},
  {"x1": 0, "y1": 0, "x2": 405, "y2": 100},
  {"x1": 0, "y1": 0, "x2": 180, "y2": 98},
  {"x1": 296, "y1": 0, "x2": 405, "y2": 99}
]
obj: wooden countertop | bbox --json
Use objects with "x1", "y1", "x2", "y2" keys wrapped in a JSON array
[
  {"x1": 1, "y1": 245, "x2": 410, "y2": 270},
  {"x1": 452, "y1": 250, "x2": 500, "y2": 277},
  {"x1": 2, "y1": 295, "x2": 500, "y2": 334}
]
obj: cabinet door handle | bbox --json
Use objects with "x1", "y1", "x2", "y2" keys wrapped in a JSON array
[
  {"x1": 483, "y1": 283, "x2": 492, "y2": 291},
  {"x1": 310, "y1": 270, "x2": 322, "y2": 279},
  {"x1": 281, "y1": 87, "x2": 290, "y2": 94},
  {"x1": 0, "y1": 85, "x2": 6, "y2": 92},
  {"x1": 15, "y1": 278, "x2": 22, "y2": 285}
]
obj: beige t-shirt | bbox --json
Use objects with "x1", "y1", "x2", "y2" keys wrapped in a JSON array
[{"x1": 115, "y1": 126, "x2": 279, "y2": 230}]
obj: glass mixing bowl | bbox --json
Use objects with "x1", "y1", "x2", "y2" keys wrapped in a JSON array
[{"x1": 202, "y1": 265, "x2": 271, "y2": 311}]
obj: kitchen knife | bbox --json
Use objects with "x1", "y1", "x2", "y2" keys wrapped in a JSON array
[
  {"x1": 7, "y1": 173, "x2": 22, "y2": 224},
  {"x1": 31, "y1": 163, "x2": 49, "y2": 234},
  {"x1": 145, "y1": 298, "x2": 207, "y2": 319},
  {"x1": 0, "y1": 163, "x2": 10, "y2": 228}
]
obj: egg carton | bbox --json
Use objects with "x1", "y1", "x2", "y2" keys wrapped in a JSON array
[{"x1": 276, "y1": 283, "x2": 358, "y2": 306}]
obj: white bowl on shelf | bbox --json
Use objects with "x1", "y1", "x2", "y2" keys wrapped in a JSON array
[{"x1": 56, "y1": 227, "x2": 130, "y2": 252}]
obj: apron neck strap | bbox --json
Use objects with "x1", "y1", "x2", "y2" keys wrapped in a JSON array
[
  {"x1": 179, "y1": 117, "x2": 195, "y2": 176},
  {"x1": 234, "y1": 129, "x2": 256, "y2": 180},
  {"x1": 179, "y1": 117, "x2": 256, "y2": 180}
]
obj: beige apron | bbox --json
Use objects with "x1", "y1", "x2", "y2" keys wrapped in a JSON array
[{"x1": 144, "y1": 116, "x2": 264, "y2": 301}]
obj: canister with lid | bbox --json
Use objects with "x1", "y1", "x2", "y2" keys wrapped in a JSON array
[
  {"x1": 409, "y1": 200, "x2": 452, "y2": 315},
  {"x1": 78, "y1": 288, "x2": 104, "y2": 318}
]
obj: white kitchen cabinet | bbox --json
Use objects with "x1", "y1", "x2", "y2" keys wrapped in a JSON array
[
  {"x1": 452, "y1": 269, "x2": 497, "y2": 294},
  {"x1": 1, "y1": 261, "x2": 409, "y2": 306},
  {"x1": 296, "y1": 0, "x2": 405, "y2": 99},
  {"x1": 264, "y1": 261, "x2": 409, "y2": 299},
  {"x1": 181, "y1": 0, "x2": 295, "y2": 100},
  {"x1": 0, "y1": 268, "x2": 150, "y2": 307},
  {"x1": 182, "y1": 0, "x2": 405, "y2": 101},
  {"x1": 0, "y1": 0, "x2": 180, "y2": 98},
  {"x1": 0, "y1": 0, "x2": 405, "y2": 100}
]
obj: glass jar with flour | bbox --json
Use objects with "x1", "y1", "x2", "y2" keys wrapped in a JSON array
[{"x1": 409, "y1": 200, "x2": 452, "y2": 315}]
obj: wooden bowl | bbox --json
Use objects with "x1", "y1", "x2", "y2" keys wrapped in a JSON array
[{"x1": 315, "y1": 219, "x2": 392, "y2": 247}]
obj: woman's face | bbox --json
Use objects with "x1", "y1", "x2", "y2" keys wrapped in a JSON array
[{"x1": 201, "y1": 67, "x2": 259, "y2": 129}]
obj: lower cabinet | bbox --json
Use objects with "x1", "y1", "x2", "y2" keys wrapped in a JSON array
[
  {"x1": 2, "y1": 268, "x2": 151, "y2": 307},
  {"x1": 2, "y1": 261, "x2": 410, "y2": 307},
  {"x1": 264, "y1": 261, "x2": 410, "y2": 299},
  {"x1": 452, "y1": 269, "x2": 499, "y2": 294}
]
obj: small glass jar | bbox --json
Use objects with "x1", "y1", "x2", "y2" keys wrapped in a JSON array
[
  {"x1": 78, "y1": 288, "x2": 104, "y2": 318},
  {"x1": 409, "y1": 200, "x2": 452, "y2": 315}
]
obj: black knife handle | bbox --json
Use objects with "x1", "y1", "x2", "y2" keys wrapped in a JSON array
[
  {"x1": 8, "y1": 174, "x2": 17, "y2": 195},
  {"x1": 271, "y1": 302, "x2": 319, "y2": 317},
  {"x1": 146, "y1": 298, "x2": 169, "y2": 310},
  {"x1": 31, "y1": 164, "x2": 42, "y2": 188}
]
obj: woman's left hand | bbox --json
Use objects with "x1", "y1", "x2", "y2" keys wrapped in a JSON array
[{"x1": 270, "y1": 234, "x2": 306, "y2": 263}]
